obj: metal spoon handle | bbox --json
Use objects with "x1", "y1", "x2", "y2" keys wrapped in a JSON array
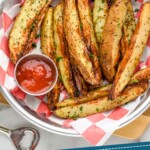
[{"x1": 0, "y1": 126, "x2": 10, "y2": 136}]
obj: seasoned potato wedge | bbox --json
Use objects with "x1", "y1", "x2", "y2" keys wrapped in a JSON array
[
  {"x1": 121, "y1": 0, "x2": 136, "y2": 55},
  {"x1": 56, "y1": 67, "x2": 150, "y2": 108},
  {"x1": 71, "y1": 63, "x2": 88, "y2": 96},
  {"x1": 64, "y1": 0, "x2": 100, "y2": 85},
  {"x1": 130, "y1": 67, "x2": 150, "y2": 84},
  {"x1": 41, "y1": 7, "x2": 61, "y2": 110},
  {"x1": 55, "y1": 81, "x2": 148, "y2": 119},
  {"x1": 47, "y1": 82, "x2": 61, "y2": 110},
  {"x1": 107, "y1": 0, "x2": 115, "y2": 8},
  {"x1": 25, "y1": 5, "x2": 50, "y2": 54},
  {"x1": 54, "y1": 3, "x2": 76, "y2": 97},
  {"x1": 93, "y1": 0, "x2": 108, "y2": 43},
  {"x1": 110, "y1": 3, "x2": 150, "y2": 99},
  {"x1": 77, "y1": 0, "x2": 102, "y2": 85},
  {"x1": 100, "y1": 0, "x2": 127, "y2": 82},
  {"x1": 9, "y1": 0, "x2": 52, "y2": 64},
  {"x1": 56, "y1": 84, "x2": 112, "y2": 108},
  {"x1": 41, "y1": 8, "x2": 55, "y2": 58}
]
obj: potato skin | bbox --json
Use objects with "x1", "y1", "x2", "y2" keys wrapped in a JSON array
[
  {"x1": 110, "y1": 3, "x2": 150, "y2": 99},
  {"x1": 55, "y1": 81, "x2": 148, "y2": 119},
  {"x1": 9, "y1": 0, "x2": 52, "y2": 64},
  {"x1": 100, "y1": 0, "x2": 127, "y2": 82}
]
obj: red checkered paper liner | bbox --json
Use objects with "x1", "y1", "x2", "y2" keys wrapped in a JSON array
[{"x1": 0, "y1": 0, "x2": 150, "y2": 146}]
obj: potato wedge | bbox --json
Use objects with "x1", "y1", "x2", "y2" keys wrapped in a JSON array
[
  {"x1": 64, "y1": 0, "x2": 100, "y2": 85},
  {"x1": 93, "y1": 0, "x2": 108, "y2": 43},
  {"x1": 107, "y1": 0, "x2": 115, "y2": 8},
  {"x1": 56, "y1": 84, "x2": 112, "y2": 108},
  {"x1": 55, "y1": 81, "x2": 148, "y2": 119},
  {"x1": 47, "y1": 83, "x2": 61, "y2": 110},
  {"x1": 100, "y1": 0, "x2": 127, "y2": 82},
  {"x1": 9, "y1": 0, "x2": 52, "y2": 64},
  {"x1": 41, "y1": 7, "x2": 61, "y2": 110},
  {"x1": 72, "y1": 63, "x2": 88, "y2": 96},
  {"x1": 41, "y1": 8, "x2": 55, "y2": 58},
  {"x1": 130, "y1": 67, "x2": 150, "y2": 84},
  {"x1": 54, "y1": 3, "x2": 76, "y2": 97},
  {"x1": 56, "y1": 67, "x2": 150, "y2": 108},
  {"x1": 121, "y1": 0, "x2": 136, "y2": 56},
  {"x1": 110, "y1": 3, "x2": 150, "y2": 99},
  {"x1": 25, "y1": 5, "x2": 50, "y2": 54},
  {"x1": 77, "y1": 0, "x2": 102, "y2": 85}
]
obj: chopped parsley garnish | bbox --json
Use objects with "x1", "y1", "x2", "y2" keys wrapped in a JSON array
[
  {"x1": 58, "y1": 75, "x2": 63, "y2": 82},
  {"x1": 56, "y1": 57, "x2": 63, "y2": 62},
  {"x1": 135, "y1": 8, "x2": 139, "y2": 12},
  {"x1": 32, "y1": 43, "x2": 37, "y2": 48},
  {"x1": 130, "y1": 79, "x2": 139, "y2": 84},
  {"x1": 98, "y1": 7, "x2": 103, "y2": 11},
  {"x1": 80, "y1": 106, "x2": 83, "y2": 111},
  {"x1": 35, "y1": 34, "x2": 40, "y2": 39},
  {"x1": 89, "y1": 53, "x2": 94, "y2": 59}
]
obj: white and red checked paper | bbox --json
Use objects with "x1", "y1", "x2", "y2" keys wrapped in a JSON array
[{"x1": 0, "y1": 0, "x2": 150, "y2": 146}]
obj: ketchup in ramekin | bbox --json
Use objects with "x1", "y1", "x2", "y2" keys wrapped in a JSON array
[{"x1": 14, "y1": 54, "x2": 58, "y2": 96}]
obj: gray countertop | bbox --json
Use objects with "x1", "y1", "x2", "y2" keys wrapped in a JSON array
[{"x1": 1, "y1": 106, "x2": 149, "y2": 150}]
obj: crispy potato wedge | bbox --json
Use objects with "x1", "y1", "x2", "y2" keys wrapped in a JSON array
[
  {"x1": 9, "y1": 0, "x2": 52, "y2": 64},
  {"x1": 93, "y1": 0, "x2": 108, "y2": 43},
  {"x1": 121, "y1": 0, "x2": 136, "y2": 56},
  {"x1": 64, "y1": 0, "x2": 100, "y2": 85},
  {"x1": 56, "y1": 84, "x2": 112, "y2": 108},
  {"x1": 25, "y1": 5, "x2": 50, "y2": 54},
  {"x1": 77, "y1": 0, "x2": 102, "y2": 85},
  {"x1": 55, "y1": 81, "x2": 148, "y2": 119},
  {"x1": 41, "y1": 8, "x2": 55, "y2": 58},
  {"x1": 110, "y1": 3, "x2": 150, "y2": 99},
  {"x1": 120, "y1": 38, "x2": 126, "y2": 57},
  {"x1": 54, "y1": 3, "x2": 76, "y2": 97},
  {"x1": 107, "y1": 0, "x2": 115, "y2": 8},
  {"x1": 130, "y1": 67, "x2": 150, "y2": 84},
  {"x1": 41, "y1": 7, "x2": 61, "y2": 110},
  {"x1": 56, "y1": 67, "x2": 150, "y2": 108},
  {"x1": 100, "y1": 0, "x2": 127, "y2": 82},
  {"x1": 71, "y1": 62, "x2": 88, "y2": 96},
  {"x1": 47, "y1": 83, "x2": 61, "y2": 110}
]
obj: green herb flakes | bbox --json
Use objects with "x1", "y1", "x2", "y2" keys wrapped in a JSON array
[
  {"x1": 80, "y1": 106, "x2": 83, "y2": 111},
  {"x1": 56, "y1": 57, "x2": 63, "y2": 62},
  {"x1": 32, "y1": 43, "x2": 37, "y2": 48},
  {"x1": 35, "y1": 34, "x2": 40, "y2": 39}
]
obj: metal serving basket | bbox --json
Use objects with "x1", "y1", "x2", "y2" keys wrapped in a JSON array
[{"x1": 0, "y1": 0, "x2": 150, "y2": 137}]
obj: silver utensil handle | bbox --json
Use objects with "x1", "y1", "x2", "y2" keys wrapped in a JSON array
[{"x1": 0, "y1": 126, "x2": 10, "y2": 136}]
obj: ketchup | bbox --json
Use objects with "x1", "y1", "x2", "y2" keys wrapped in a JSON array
[{"x1": 16, "y1": 58, "x2": 56, "y2": 94}]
